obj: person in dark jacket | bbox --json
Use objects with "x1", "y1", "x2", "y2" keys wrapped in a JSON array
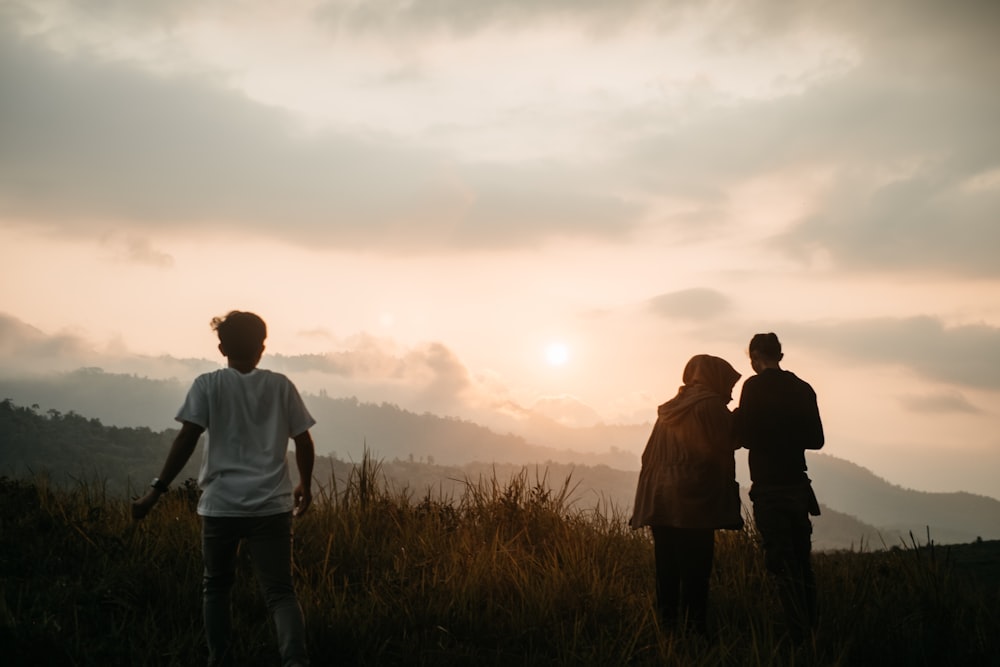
[
  {"x1": 631, "y1": 354, "x2": 744, "y2": 634},
  {"x1": 733, "y1": 332, "x2": 824, "y2": 643}
]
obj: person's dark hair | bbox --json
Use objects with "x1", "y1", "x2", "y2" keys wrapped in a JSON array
[
  {"x1": 749, "y1": 332, "x2": 782, "y2": 360},
  {"x1": 211, "y1": 311, "x2": 267, "y2": 360}
]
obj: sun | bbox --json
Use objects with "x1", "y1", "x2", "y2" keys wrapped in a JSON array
[{"x1": 545, "y1": 342, "x2": 570, "y2": 366}]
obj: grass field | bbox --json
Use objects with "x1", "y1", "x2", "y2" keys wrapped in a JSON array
[{"x1": 1, "y1": 459, "x2": 997, "y2": 666}]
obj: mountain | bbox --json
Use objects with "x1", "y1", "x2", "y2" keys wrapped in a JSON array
[
  {"x1": 804, "y1": 453, "x2": 1000, "y2": 546},
  {"x1": 0, "y1": 370, "x2": 643, "y2": 468},
  {"x1": 0, "y1": 398, "x2": 201, "y2": 495},
  {"x1": 306, "y1": 393, "x2": 643, "y2": 470},
  {"x1": 0, "y1": 368, "x2": 188, "y2": 431},
  {"x1": 2, "y1": 370, "x2": 999, "y2": 548},
  {"x1": 343, "y1": 457, "x2": 890, "y2": 552}
]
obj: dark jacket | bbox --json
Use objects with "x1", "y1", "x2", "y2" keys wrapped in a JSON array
[
  {"x1": 733, "y1": 368, "x2": 824, "y2": 486},
  {"x1": 630, "y1": 355, "x2": 744, "y2": 531}
]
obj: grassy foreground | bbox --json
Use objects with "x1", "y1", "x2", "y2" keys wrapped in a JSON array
[{"x1": 0, "y1": 459, "x2": 997, "y2": 666}]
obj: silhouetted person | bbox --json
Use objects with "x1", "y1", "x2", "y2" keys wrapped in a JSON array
[
  {"x1": 132, "y1": 311, "x2": 315, "y2": 667},
  {"x1": 631, "y1": 355, "x2": 744, "y2": 635},
  {"x1": 734, "y1": 332, "x2": 824, "y2": 644}
]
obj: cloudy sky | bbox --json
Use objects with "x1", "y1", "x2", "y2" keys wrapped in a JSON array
[{"x1": 1, "y1": 0, "x2": 999, "y2": 498}]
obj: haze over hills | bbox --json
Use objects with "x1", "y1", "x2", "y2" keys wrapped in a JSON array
[
  {"x1": 0, "y1": 368, "x2": 647, "y2": 469},
  {"x1": 1, "y1": 368, "x2": 999, "y2": 548}
]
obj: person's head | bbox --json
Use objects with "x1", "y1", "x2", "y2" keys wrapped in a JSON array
[
  {"x1": 211, "y1": 311, "x2": 266, "y2": 367},
  {"x1": 682, "y1": 354, "x2": 741, "y2": 402},
  {"x1": 748, "y1": 332, "x2": 783, "y2": 373}
]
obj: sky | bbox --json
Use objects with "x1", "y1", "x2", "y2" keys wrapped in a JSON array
[{"x1": 1, "y1": 0, "x2": 999, "y2": 499}]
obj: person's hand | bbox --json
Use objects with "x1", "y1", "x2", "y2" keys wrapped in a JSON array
[
  {"x1": 293, "y1": 484, "x2": 312, "y2": 518},
  {"x1": 131, "y1": 490, "x2": 162, "y2": 521}
]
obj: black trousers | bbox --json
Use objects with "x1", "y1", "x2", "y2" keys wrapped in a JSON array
[
  {"x1": 650, "y1": 525, "x2": 715, "y2": 633},
  {"x1": 750, "y1": 485, "x2": 818, "y2": 642}
]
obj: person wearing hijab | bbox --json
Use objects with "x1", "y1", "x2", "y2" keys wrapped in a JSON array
[{"x1": 630, "y1": 354, "x2": 744, "y2": 635}]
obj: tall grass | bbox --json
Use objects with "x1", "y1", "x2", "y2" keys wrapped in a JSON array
[{"x1": 0, "y1": 459, "x2": 995, "y2": 666}]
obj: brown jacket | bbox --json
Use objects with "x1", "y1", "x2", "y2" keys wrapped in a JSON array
[{"x1": 630, "y1": 355, "x2": 744, "y2": 530}]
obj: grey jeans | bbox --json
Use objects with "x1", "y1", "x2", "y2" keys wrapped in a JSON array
[{"x1": 201, "y1": 512, "x2": 309, "y2": 667}]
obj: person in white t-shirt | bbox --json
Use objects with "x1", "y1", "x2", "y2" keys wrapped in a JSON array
[{"x1": 132, "y1": 311, "x2": 316, "y2": 667}]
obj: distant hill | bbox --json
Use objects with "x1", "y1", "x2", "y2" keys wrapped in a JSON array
[
  {"x1": 2, "y1": 370, "x2": 1000, "y2": 548},
  {"x1": 342, "y1": 457, "x2": 890, "y2": 552},
  {"x1": 0, "y1": 370, "x2": 643, "y2": 469},
  {"x1": 306, "y1": 394, "x2": 642, "y2": 470},
  {"x1": 804, "y1": 453, "x2": 1000, "y2": 546},
  {"x1": 0, "y1": 368, "x2": 189, "y2": 431},
  {"x1": 0, "y1": 398, "x2": 200, "y2": 495}
]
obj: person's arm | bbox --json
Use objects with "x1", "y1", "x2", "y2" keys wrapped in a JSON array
[
  {"x1": 699, "y1": 400, "x2": 739, "y2": 454},
  {"x1": 804, "y1": 391, "x2": 825, "y2": 450},
  {"x1": 732, "y1": 381, "x2": 754, "y2": 449},
  {"x1": 292, "y1": 430, "x2": 315, "y2": 517},
  {"x1": 131, "y1": 421, "x2": 204, "y2": 521}
]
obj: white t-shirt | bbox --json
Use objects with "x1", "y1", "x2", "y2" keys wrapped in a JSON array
[{"x1": 176, "y1": 367, "x2": 316, "y2": 517}]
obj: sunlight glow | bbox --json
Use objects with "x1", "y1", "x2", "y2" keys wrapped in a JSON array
[{"x1": 545, "y1": 342, "x2": 570, "y2": 366}]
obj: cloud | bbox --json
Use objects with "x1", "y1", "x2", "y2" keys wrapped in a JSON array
[
  {"x1": 0, "y1": 21, "x2": 637, "y2": 252},
  {"x1": 898, "y1": 391, "x2": 983, "y2": 415},
  {"x1": 23, "y1": 0, "x2": 999, "y2": 53},
  {"x1": 788, "y1": 316, "x2": 1000, "y2": 390},
  {"x1": 3, "y1": 0, "x2": 998, "y2": 275},
  {"x1": 270, "y1": 339, "x2": 476, "y2": 417},
  {"x1": 6, "y1": 0, "x2": 998, "y2": 272},
  {"x1": 0, "y1": 313, "x2": 109, "y2": 374},
  {"x1": 0, "y1": 310, "x2": 634, "y2": 439},
  {"x1": 0, "y1": 312, "x2": 492, "y2": 421},
  {"x1": 531, "y1": 393, "x2": 604, "y2": 428},
  {"x1": 779, "y1": 165, "x2": 1000, "y2": 277},
  {"x1": 0, "y1": 312, "x2": 213, "y2": 378},
  {"x1": 618, "y1": 55, "x2": 1000, "y2": 271},
  {"x1": 107, "y1": 235, "x2": 175, "y2": 267},
  {"x1": 6, "y1": 0, "x2": 202, "y2": 28},
  {"x1": 602, "y1": 1, "x2": 1000, "y2": 275},
  {"x1": 411, "y1": 342, "x2": 473, "y2": 405},
  {"x1": 313, "y1": 0, "x2": 671, "y2": 36},
  {"x1": 269, "y1": 335, "x2": 412, "y2": 377},
  {"x1": 647, "y1": 288, "x2": 731, "y2": 321}
]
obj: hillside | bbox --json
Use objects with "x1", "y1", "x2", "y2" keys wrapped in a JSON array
[
  {"x1": 306, "y1": 395, "x2": 640, "y2": 470},
  {"x1": 803, "y1": 453, "x2": 1000, "y2": 544},
  {"x1": 0, "y1": 368, "x2": 192, "y2": 432},
  {"x1": 0, "y1": 370, "x2": 644, "y2": 468},
  {"x1": 316, "y1": 456, "x2": 891, "y2": 552},
  {"x1": 2, "y1": 387, "x2": 999, "y2": 548},
  {"x1": 0, "y1": 399, "x2": 200, "y2": 495},
  {"x1": 4, "y1": 472, "x2": 997, "y2": 666}
]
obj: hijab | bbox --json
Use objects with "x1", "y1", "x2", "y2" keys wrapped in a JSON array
[{"x1": 658, "y1": 354, "x2": 741, "y2": 423}]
